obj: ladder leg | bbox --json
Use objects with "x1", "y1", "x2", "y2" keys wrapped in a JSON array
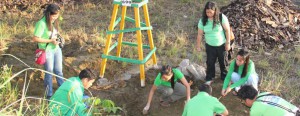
[
  {"x1": 134, "y1": 7, "x2": 145, "y2": 87},
  {"x1": 116, "y1": 6, "x2": 127, "y2": 57},
  {"x1": 99, "y1": 4, "x2": 119, "y2": 78},
  {"x1": 143, "y1": 4, "x2": 157, "y2": 65}
]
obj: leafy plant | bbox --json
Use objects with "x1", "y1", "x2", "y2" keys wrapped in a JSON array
[{"x1": 84, "y1": 97, "x2": 123, "y2": 115}]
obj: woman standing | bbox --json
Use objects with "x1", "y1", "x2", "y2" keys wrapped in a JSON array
[
  {"x1": 196, "y1": 1, "x2": 231, "y2": 84},
  {"x1": 221, "y1": 49, "x2": 259, "y2": 96},
  {"x1": 33, "y1": 4, "x2": 64, "y2": 99},
  {"x1": 143, "y1": 65, "x2": 190, "y2": 114}
]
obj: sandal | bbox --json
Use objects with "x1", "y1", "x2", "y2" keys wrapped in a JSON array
[
  {"x1": 232, "y1": 90, "x2": 237, "y2": 96},
  {"x1": 160, "y1": 101, "x2": 170, "y2": 107}
]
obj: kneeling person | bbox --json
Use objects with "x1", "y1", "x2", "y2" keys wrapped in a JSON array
[
  {"x1": 182, "y1": 84, "x2": 228, "y2": 116},
  {"x1": 49, "y1": 69, "x2": 96, "y2": 116},
  {"x1": 237, "y1": 85, "x2": 300, "y2": 116}
]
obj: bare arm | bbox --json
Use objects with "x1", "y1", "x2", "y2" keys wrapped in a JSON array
[
  {"x1": 144, "y1": 85, "x2": 157, "y2": 110},
  {"x1": 33, "y1": 36, "x2": 59, "y2": 45},
  {"x1": 222, "y1": 22, "x2": 231, "y2": 51},
  {"x1": 221, "y1": 109, "x2": 229, "y2": 116},
  {"x1": 180, "y1": 77, "x2": 191, "y2": 101},
  {"x1": 196, "y1": 29, "x2": 204, "y2": 51}
]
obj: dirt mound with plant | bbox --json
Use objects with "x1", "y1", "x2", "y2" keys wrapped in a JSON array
[{"x1": 221, "y1": 0, "x2": 300, "y2": 50}]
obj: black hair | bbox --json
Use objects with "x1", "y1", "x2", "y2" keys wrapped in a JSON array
[
  {"x1": 44, "y1": 4, "x2": 60, "y2": 31},
  {"x1": 237, "y1": 85, "x2": 258, "y2": 100},
  {"x1": 79, "y1": 68, "x2": 96, "y2": 80},
  {"x1": 198, "y1": 84, "x2": 212, "y2": 95},
  {"x1": 202, "y1": 1, "x2": 220, "y2": 29},
  {"x1": 234, "y1": 49, "x2": 250, "y2": 77},
  {"x1": 161, "y1": 65, "x2": 175, "y2": 89}
]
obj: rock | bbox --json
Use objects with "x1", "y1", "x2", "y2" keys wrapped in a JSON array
[
  {"x1": 179, "y1": 59, "x2": 189, "y2": 68},
  {"x1": 186, "y1": 63, "x2": 206, "y2": 81},
  {"x1": 97, "y1": 78, "x2": 110, "y2": 87},
  {"x1": 177, "y1": 67, "x2": 191, "y2": 77},
  {"x1": 121, "y1": 73, "x2": 132, "y2": 81}
]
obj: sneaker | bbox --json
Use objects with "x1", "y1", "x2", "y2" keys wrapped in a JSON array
[{"x1": 205, "y1": 80, "x2": 213, "y2": 85}]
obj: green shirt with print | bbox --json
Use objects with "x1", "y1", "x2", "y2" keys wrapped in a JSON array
[
  {"x1": 198, "y1": 14, "x2": 229, "y2": 46},
  {"x1": 222, "y1": 59, "x2": 257, "y2": 89},
  {"x1": 250, "y1": 92, "x2": 299, "y2": 116},
  {"x1": 49, "y1": 77, "x2": 90, "y2": 116},
  {"x1": 182, "y1": 92, "x2": 227, "y2": 116},
  {"x1": 154, "y1": 68, "x2": 183, "y2": 87},
  {"x1": 34, "y1": 16, "x2": 58, "y2": 51}
]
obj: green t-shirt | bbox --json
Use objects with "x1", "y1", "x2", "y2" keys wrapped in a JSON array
[
  {"x1": 154, "y1": 68, "x2": 184, "y2": 87},
  {"x1": 250, "y1": 92, "x2": 299, "y2": 116},
  {"x1": 182, "y1": 92, "x2": 226, "y2": 116},
  {"x1": 198, "y1": 14, "x2": 229, "y2": 46},
  {"x1": 49, "y1": 77, "x2": 90, "y2": 116},
  {"x1": 34, "y1": 16, "x2": 58, "y2": 51},
  {"x1": 222, "y1": 59, "x2": 257, "y2": 89}
]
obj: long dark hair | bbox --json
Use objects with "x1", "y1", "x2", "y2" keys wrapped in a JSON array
[
  {"x1": 234, "y1": 49, "x2": 250, "y2": 77},
  {"x1": 44, "y1": 4, "x2": 60, "y2": 31},
  {"x1": 161, "y1": 65, "x2": 175, "y2": 89},
  {"x1": 201, "y1": 1, "x2": 220, "y2": 29}
]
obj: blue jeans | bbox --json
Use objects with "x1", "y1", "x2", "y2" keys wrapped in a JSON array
[
  {"x1": 231, "y1": 72, "x2": 259, "y2": 91},
  {"x1": 44, "y1": 47, "x2": 64, "y2": 97}
]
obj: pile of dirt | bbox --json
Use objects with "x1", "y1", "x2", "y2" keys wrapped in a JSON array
[{"x1": 221, "y1": 0, "x2": 300, "y2": 50}]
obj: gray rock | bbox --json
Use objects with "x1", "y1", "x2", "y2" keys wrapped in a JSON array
[
  {"x1": 121, "y1": 73, "x2": 132, "y2": 81},
  {"x1": 177, "y1": 66, "x2": 191, "y2": 77},
  {"x1": 179, "y1": 59, "x2": 190, "y2": 68},
  {"x1": 186, "y1": 63, "x2": 206, "y2": 81},
  {"x1": 97, "y1": 78, "x2": 110, "y2": 87}
]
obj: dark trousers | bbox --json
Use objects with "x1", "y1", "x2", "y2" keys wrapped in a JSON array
[{"x1": 205, "y1": 43, "x2": 227, "y2": 81}]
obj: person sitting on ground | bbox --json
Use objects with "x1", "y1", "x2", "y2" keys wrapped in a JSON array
[
  {"x1": 221, "y1": 49, "x2": 259, "y2": 96},
  {"x1": 182, "y1": 84, "x2": 229, "y2": 116},
  {"x1": 49, "y1": 68, "x2": 96, "y2": 116},
  {"x1": 237, "y1": 85, "x2": 300, "y2": 116},
  {"x1": 143, "y1": 65, "x2": 191, "y2": 114}
]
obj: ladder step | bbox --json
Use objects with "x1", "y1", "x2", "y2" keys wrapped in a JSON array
[
  {"x1": 106, "y1": 26, "x2": 152, "y2": 34},
  {"x1": 113, "y1": 0, "x2": 148, "y2": 8},
  {"x1": 102, "y1": 47, "x2": 156, "y2": 64}
]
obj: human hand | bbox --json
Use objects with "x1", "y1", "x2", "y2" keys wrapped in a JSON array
[
  {"x1": 142, "y1": 104, "x2": 150, "y2": 115},
  {"x1": 221, "y1": 89, "x2": 226, "y2": 96},
  {"x1": 51, "y1": 37, "x2": 60, "y2": 45},
  {"x1": 224, "y1": 87, "x2": 232, "y2": 96},
  {"x1": 196, "y1": 46, "x2": 201, "y2": 52},
  {"x1": 225, "y1": 43, "x2": 230, "y2": 51}
]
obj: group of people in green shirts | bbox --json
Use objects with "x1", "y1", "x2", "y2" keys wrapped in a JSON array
[
  {"x1": 33, "y1": 2, "x2": 299, "y2": 116},
  {"x1": 143, "y1": 1, "x2": 299, "y2": 116}
]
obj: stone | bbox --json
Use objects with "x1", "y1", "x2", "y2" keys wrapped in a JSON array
[
  {"x1": 186, "y1": 63, "x2": 206, "y2": 81},
  {"x1": 177, "y1": 67, "x2": 191, "y2": 77},
  {"x1": 121, "y1": 73, "x2": 132, "y2": 81},
  {"x1": 97, "y1": 78, "x2": 110, "y2": 87},
  {"x1": 179, "y1": 59, "x2": 190, "y2": 68}
]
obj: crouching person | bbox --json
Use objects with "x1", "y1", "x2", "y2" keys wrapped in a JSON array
[
  {"x1": 143, "y1": 65, "x2": 191, "y2": 114},
  {"x1": 49, "y1": 68, "x2": 96, "y2": 116},
  {"x1": 237, "y1": 85, "x2": 300, "y2": 116},
  {"x1": 182, "y1": 84, "x2": 228, "y2": 116}
]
